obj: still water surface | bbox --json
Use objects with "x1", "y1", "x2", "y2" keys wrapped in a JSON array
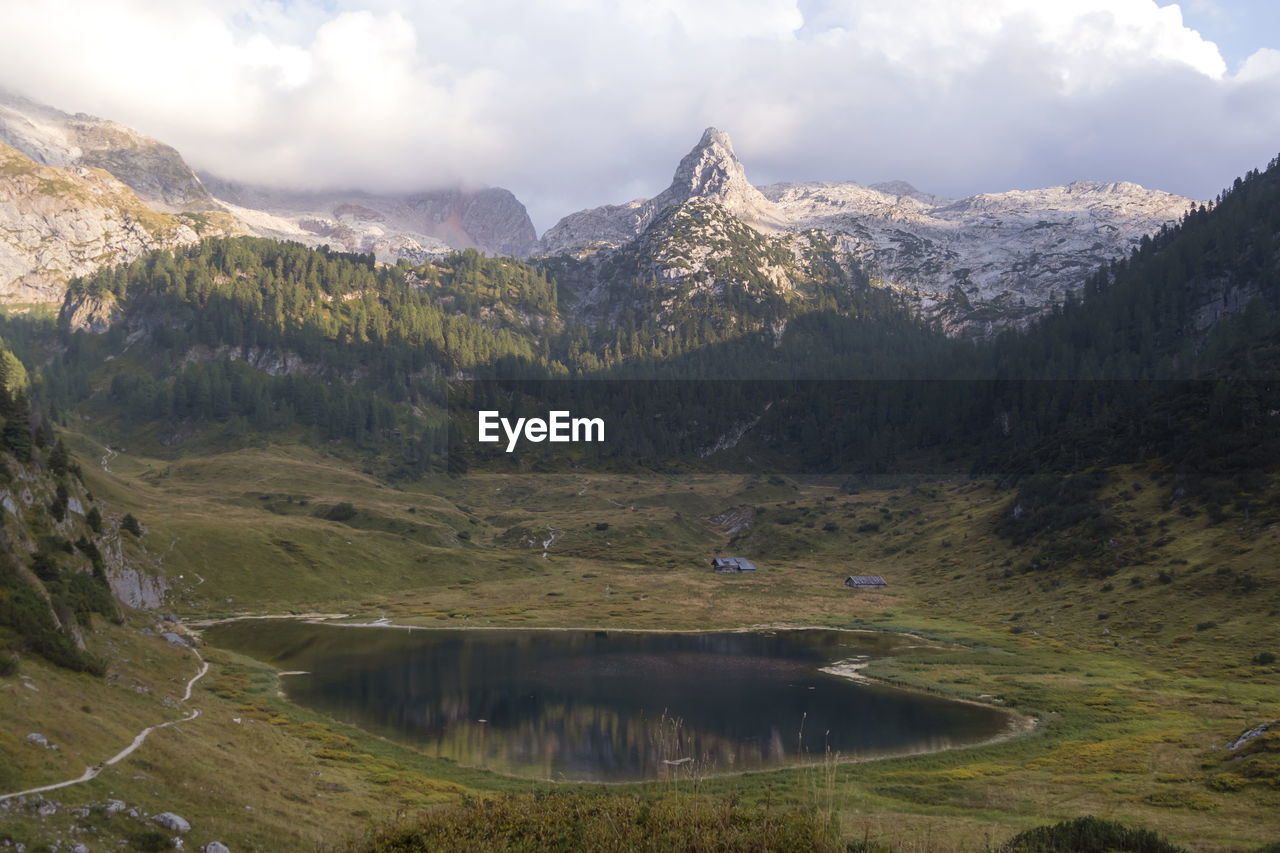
[{"x1": 204, "y1": 621, "x2": 1012, "y2": 781}]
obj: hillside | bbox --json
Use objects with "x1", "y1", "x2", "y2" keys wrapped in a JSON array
[
  {"x1": 5, "y1": 150, "x2": 1275, "y2": 482},
  {"x1": 0, "y1": 334, "x2": 182, "y2": 670}
]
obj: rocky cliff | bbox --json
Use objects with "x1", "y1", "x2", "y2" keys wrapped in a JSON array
[
  {"x1": 0, "y1": 143, "x2": 212, "y2": 304},
  {"x1": 0, "y1": 91, "x2": 216, "y2": 213}
]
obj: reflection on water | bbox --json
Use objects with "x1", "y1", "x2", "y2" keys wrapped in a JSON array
[{"x1": 204, "y1": 622, "x2": 1011, "y2": 781}]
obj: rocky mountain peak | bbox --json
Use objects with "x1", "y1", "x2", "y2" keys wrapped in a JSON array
[
  {"x1": 668, "y1": 127, "x2": 741, "y2": 199},
  {"x1": 538, "y1": 127, "x2": 785, "y2": 255},
  {"x1": 698, "y1": 126, "x2": 733, "y2": 149},
  {"x1": 658, "y1": 127, "x2": 781, "y2": 228}
]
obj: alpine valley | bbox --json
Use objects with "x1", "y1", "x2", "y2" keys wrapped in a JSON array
[{"x1": 0, "y1": 89, "x2": 1278, "y2": 853}]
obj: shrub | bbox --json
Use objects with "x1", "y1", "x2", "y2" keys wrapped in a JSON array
[
  {"x1": 345, "y1": 792, "x2": 839, "y2": 853},
  {"x1": 324, "y1": 502, "x2": 358, "y2": 522},
  {"x1": 1253, "y1": 651, "x2": 1277, "y2": 666},
  {"x1": 120, "y1": 513, "x2": 143, "y2": 536},
  {"x1": 999, "y1": 816, "x2": 1186, "y2": 853}
]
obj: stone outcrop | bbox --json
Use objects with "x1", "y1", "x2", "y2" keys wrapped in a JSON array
[
  {"x1": 62, "y1": 292, "x2": 122, "y2": 333},
  {"x1": 102, "y1": 527, "x2": 169, "y2": 610},
  {"x1": 152, "y1": 812, "x2": 191, "y2": 833}
]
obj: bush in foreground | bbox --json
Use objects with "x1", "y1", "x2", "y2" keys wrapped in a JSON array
[
  {"x1": 348, "y1": 792, "x2": 839, "y2": 853},
  {"x1": 1000, "y1": 816, "x2": 1185, "y2": 853}
]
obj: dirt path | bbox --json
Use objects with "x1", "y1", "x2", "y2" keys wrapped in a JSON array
[{"x1": 0, "y1": 646, "x2": 209, "y2": 803}]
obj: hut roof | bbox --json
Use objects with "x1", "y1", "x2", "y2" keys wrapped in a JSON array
[{"x1": 845, "y1": 575, "x2": 887, "y2": 587}]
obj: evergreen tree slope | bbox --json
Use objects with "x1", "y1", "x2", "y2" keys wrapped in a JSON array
[{"x1": 0, "y1": 347, "x2": 131, "y2": 676}]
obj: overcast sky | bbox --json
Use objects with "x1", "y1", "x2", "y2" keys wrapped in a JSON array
[{"x1": 1, "y1": 0, "x2": 1278, "y2": 232}]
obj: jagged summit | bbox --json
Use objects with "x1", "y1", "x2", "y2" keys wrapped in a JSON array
[
  {"x1": 538, "y1": 126, "x2": 783, "y2": 254},
  {"x1": 665, "y1": 127, "x2": 744, "y2": 202},
  {"x1": 655, "y1": 127, "x2": 782, "y2": 228}
]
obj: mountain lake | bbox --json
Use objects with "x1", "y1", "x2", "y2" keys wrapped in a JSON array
[{"x1": 202, "y1": 621, "x2": 1019, "y2": 782}]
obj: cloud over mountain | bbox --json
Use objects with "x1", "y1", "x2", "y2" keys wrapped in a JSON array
[{"x1": 0, "y1": 0, "x2": 1276, "y2": 230}]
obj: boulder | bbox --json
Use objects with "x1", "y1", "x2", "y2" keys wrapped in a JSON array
[{"x1": 152, "y1": 812, "x2": 191, "y2": 833}]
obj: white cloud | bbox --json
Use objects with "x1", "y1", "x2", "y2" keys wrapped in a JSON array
[
  {"x1": 1236, "y1": 46, "x2": 1280, "y2": 81},
  {"x1": 0, "y1": 0, "x2": 1276, "y2": 231}
]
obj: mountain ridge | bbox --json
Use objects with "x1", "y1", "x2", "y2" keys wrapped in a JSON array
[
  {"x1": 0, "y1": 92, "x2": 1204, "y2": 336},
  {"x1": 196, "y1": 172, "x2": 539, "y2": 261},
  {"x1": 539, "y1": 127, "x2": 1198, "y2": 335},
  {"x1": 0, "y1": 91, "x2": 539, "y2": 301},
  {"x1": 0, "y1": 90, "x2": 217, "y2": 214}
]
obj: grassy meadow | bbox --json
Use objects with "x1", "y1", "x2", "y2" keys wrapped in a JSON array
[{"x1": 2, "y1": 435, "x2": 1278, "y2": 850}]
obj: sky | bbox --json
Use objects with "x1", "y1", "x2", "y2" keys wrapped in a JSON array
[{"x1": 1, "y1": 0, "x2": 1278, "y2": 232}]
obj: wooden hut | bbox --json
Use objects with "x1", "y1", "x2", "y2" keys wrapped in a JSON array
[{"x1": 845, "y1": 575, "x2": 887, "y2": 589}]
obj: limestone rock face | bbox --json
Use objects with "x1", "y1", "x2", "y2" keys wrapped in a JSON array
[
  {"x1": 761, "y1": 178, "x2": 1195, "y2": 334},
  {"x1": 0, "y1": 90, "x2": 216, "y2": 212},
  {"x1": 657, "y1": 127, "x2": 782, "y2": 229},
  {"x1": 0, "y1": 143, "x2": 201, "y2": 303},
  {"x1": 62, "y1": 292, "x2": 122, "y2": 333}
]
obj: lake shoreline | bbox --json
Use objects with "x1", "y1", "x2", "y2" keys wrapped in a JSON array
[{"x1": 196, "y1": 613, "x2": 1039, "y2": 783}]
